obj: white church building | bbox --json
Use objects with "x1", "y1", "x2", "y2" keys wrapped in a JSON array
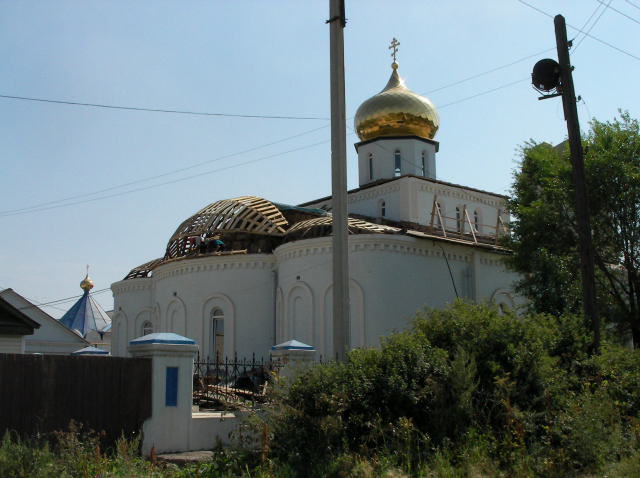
[{"x1": 110, "y1": 56, "x2": 520, "y2": 360}]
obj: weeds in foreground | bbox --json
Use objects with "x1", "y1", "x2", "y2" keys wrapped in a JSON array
[{"x1": 0, "y1": 422, "x2": 169, "y2": 478}]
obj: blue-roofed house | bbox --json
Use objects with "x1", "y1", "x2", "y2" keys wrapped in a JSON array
[{"x1": 59, "y1": 272, "x2": 112, "y2": 352}]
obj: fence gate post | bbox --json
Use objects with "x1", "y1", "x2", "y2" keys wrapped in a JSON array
[
  {"x1": 129, "y1": 333, "x2": 198, "y2": 455},
  {"x1": 270, "y1": 340, "x2": 316, "y2": 379}
]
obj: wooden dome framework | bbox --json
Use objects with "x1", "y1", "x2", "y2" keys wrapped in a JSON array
[
  {"x1": 123, "y1": 258, "x2": 166, "y2": 280},
  {"x1": 165, "y1": 196, "x2": 289, "y2": 259},
  {"x1": 285, "y1": 216, "x2": 401, "y2": 240}
]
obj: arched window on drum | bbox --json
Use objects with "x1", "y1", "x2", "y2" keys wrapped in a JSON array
[
  {"x1": 211, "y1": 308, "x2": 224, "y2": 361},
  {"x1": 141, "y1": 320, "x2": 153, "y2": 337},
  {"x1": 379, "y1": 199, "x2": 386, "y2": 218}
]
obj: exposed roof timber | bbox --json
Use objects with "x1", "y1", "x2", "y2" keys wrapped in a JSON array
[
  {"x1": 285, "y1": 216, "x2": 401, "y2": 235},
  {"x1": 123, "y1": 258, "x2": 165, "y2": 279},
  {"x1": 165, "y1": 196, "x2": 289, "y2": 258},
  {"x1": 170, "y1": 196, "x2": 288, "y2": 240}
]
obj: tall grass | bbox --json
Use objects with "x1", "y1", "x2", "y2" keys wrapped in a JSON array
[{"x1": 0, "y1": 421, "x2": 169, "y2": 478}]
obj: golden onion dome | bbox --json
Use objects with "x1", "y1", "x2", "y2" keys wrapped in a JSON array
[
  {"x1": 80, "y1": 272, "x2": 94, "y2": 292},
  {"x1": 354, "y1": 62, "x2": 439, "y2": 142}
]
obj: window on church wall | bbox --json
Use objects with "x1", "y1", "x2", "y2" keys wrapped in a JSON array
[
  {"x1": 211, "y1": 308, "x2": 224, "y2": 361},
  {"x1": 368, "y1": 153, "x2": 374, "y2": 180},
  {"x1": 142, "y1": 320, "x2": 153, "y2": 336},
  {"x1": 456, "y1": 207, "x2": 461, "y2": 232},
  {"x1": 394, "y1": 150, "x2": 401, "y2": 177},
  {"x1": 421, "y1": 151, "x2": 426, "y2": 177},
  {"x1": 474, "y1": 210, "x2": 480, "y2": 233},
  {"x1": 379, "y1": 200, "x2": 386, "y2": 217}
]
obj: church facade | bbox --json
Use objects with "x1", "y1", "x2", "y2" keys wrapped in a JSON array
[{"x1": 110, "y1": 57, "x2": 521, "y2": 360}]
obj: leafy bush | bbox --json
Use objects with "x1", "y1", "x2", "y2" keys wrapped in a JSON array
[{"x1": 261, "y1": 302, "x2": 640, "y2": 477}]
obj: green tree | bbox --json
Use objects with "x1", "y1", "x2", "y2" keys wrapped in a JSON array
[{"x1": 506, "y1": 111, "x2": 640, "y2": 346}]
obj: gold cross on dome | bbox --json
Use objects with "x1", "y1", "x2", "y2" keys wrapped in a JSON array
[{"x1": 389, "y1": 38, "x2": 400, "y2": 62}]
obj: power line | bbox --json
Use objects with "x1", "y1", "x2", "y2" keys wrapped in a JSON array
[
  {"x1": 625, "y1": 0, "x2": 640, "y2": 12},
  {"x1": 422, "y1": 47, "x2": 555, "y2": 97},
  {"x1": 0, "y1": 94, "x2": 330, "y2": 121},
  {"x1": 0, "y1": 139, "x2": 330, "y2": 216},
  {"x1": 517, "y1": 0, "x2": 640, "y2": 61},
  {"x1": 17, "y1": 287, "x2": 111, "y2": 311},
  {"x1": 574, "y1": 0, "x2": 611, "y2": 51},
  {"x1": 438, "y1": 78, "x2": 528, "y2": 109},
  {"x1": 0, "y1": 124, "x2": 329, "y2": 216},
  {"x1": 1, "y1": 52, "x2": 554, "y2": 218},
  {"x1": 596, "y1": 0, "x2": 640, "y2": 25}
]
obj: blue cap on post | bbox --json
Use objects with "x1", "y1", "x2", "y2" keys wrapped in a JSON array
[
  {"x1": 129, "y1": 332, "x2": 196, "y2": 346},
  {"x1": 271, "y1": 339, "x2": 314, "y2": 351}
]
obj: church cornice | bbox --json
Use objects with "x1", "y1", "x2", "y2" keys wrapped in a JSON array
[
  {"x1": 354, "y1": 135, "x2": 439, "y2": 152},
  {"x1": 299, "y1": 175, "x2": 507, "y2": 209},
  {"x1": 111, "y1": 279, "x2": 152, "y2": 295},
  {"x1": 417, "y1": 181, "x2": 504, "y2": 208},
  {"x1": 349, "y1": 183, "x2": 401, "y2": 203},
  {"x1": 151, "y1": 255, "x2": 276, "y2": 282},
  {"x1": 275, "y1": 235, "x2": 477, "y2": 263}
]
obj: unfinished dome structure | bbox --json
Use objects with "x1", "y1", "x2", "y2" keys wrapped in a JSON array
[{"x1": 123, "y1": 195, "x2": 401, "y2": 280}]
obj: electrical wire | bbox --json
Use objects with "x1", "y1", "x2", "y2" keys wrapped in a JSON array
[
  {"x1": 438, "y1": 78, "x2": 528, "y2": 109},
  {"x1": 625, "y1": 0, "x2": 640, "y2": 12},
  {"x1": 517, "y1": 0, "x2": 640, "y2": 61},
  {"x1": 0, "y1": 94, "x2": 329, "y2": 121},
  {"x1": 16, "y1": 287, "x2": 112, "y2": 312},
  {"x1": 596, "y1": 0, "x2": 640, "y2": 25},
  {"x1": 0, "y1": 124, "x2": 330, "y2": 216},
  {"x1": 575, "y1": 0, "x2": 612, "y2": 51},
  {"x1": 573, "y1": 0, "x2": 610, "y2": 51},
  {"x1": 4, "y1": 20, "x2": 630, "y2": 219},
  {"x1": 422, "y1": 48, "x2": 555, "y2": 97},
  {"x1": 0, "y1": 139, "x2": 330, "y2": 216},
  {"x1": 0, "y1": 74, "x2": 544, "y2": 217}
]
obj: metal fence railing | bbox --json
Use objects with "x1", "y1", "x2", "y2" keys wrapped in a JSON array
[{"x1": 192, "y1": 353, "x2": 282, "y2": 411}]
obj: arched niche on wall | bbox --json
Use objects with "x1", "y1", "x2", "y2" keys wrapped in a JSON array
[
  {"x1": 166, "y1": 299, "x2": 187, "y2": 337},
  {"x1": 322, "y1": 279, "x2": 365, "y2": 359},
  {"x1": 285, "y1": 283, "x2": 314, "y2": 348},
  {"x1": 111, "y1": 311, "x2": 128, "y2": 357}
]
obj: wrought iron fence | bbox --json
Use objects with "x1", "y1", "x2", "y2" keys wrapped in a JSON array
[{"x1": 192, "y1": 353, "x2": 282, "y2": 411}]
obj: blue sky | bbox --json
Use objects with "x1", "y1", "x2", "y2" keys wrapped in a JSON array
[{"x1": 1, "y1": 0, "x2": 639, "y2": 318}]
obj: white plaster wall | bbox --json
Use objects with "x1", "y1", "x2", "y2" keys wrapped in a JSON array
[
  {"x1": 356, "y1": 137, "x2": 438, "y2": 185},
  {"x1": 348, "y1": 181, "x2": 403, "y2": 221},
  {"x1": 344, "y1": 176, "x2": 508, "y2": 240},
  {"x1": 113, "y1": 237, "x2": 519, "y2": 360},
  {"x1": 111, "y1": 278, "x2": 153, "y2": 356},
  {"x1": 275, "y1": 237, "x2": 367, "y2": 359},
  {"x1": 349, "y1": 235, "x2": 473, "y2": 345},
  {"x1": 413, "y1": 178, "x2": 508, "y2": 234},
  {"x1": 274, "y1": 238, "x2": 331, "y2": 353},
  {"x1": 113, "y1": 256, "x2": 276, "y2": 360}
]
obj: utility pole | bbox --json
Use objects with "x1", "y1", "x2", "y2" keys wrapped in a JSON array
[
  {"x1": 554, "y1": 15, "x2": 600, "y2": 353},
  {"x1": 328, "y1": 0, "x2": 350, "y2": 362}
]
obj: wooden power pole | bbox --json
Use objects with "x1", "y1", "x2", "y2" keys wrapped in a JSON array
[
  {"x1": 555, "y1": 14, "x2": 600, "y2": 353},
  {"x1": 328, "y1": 0, "x2": 350, "y2": 362}
]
